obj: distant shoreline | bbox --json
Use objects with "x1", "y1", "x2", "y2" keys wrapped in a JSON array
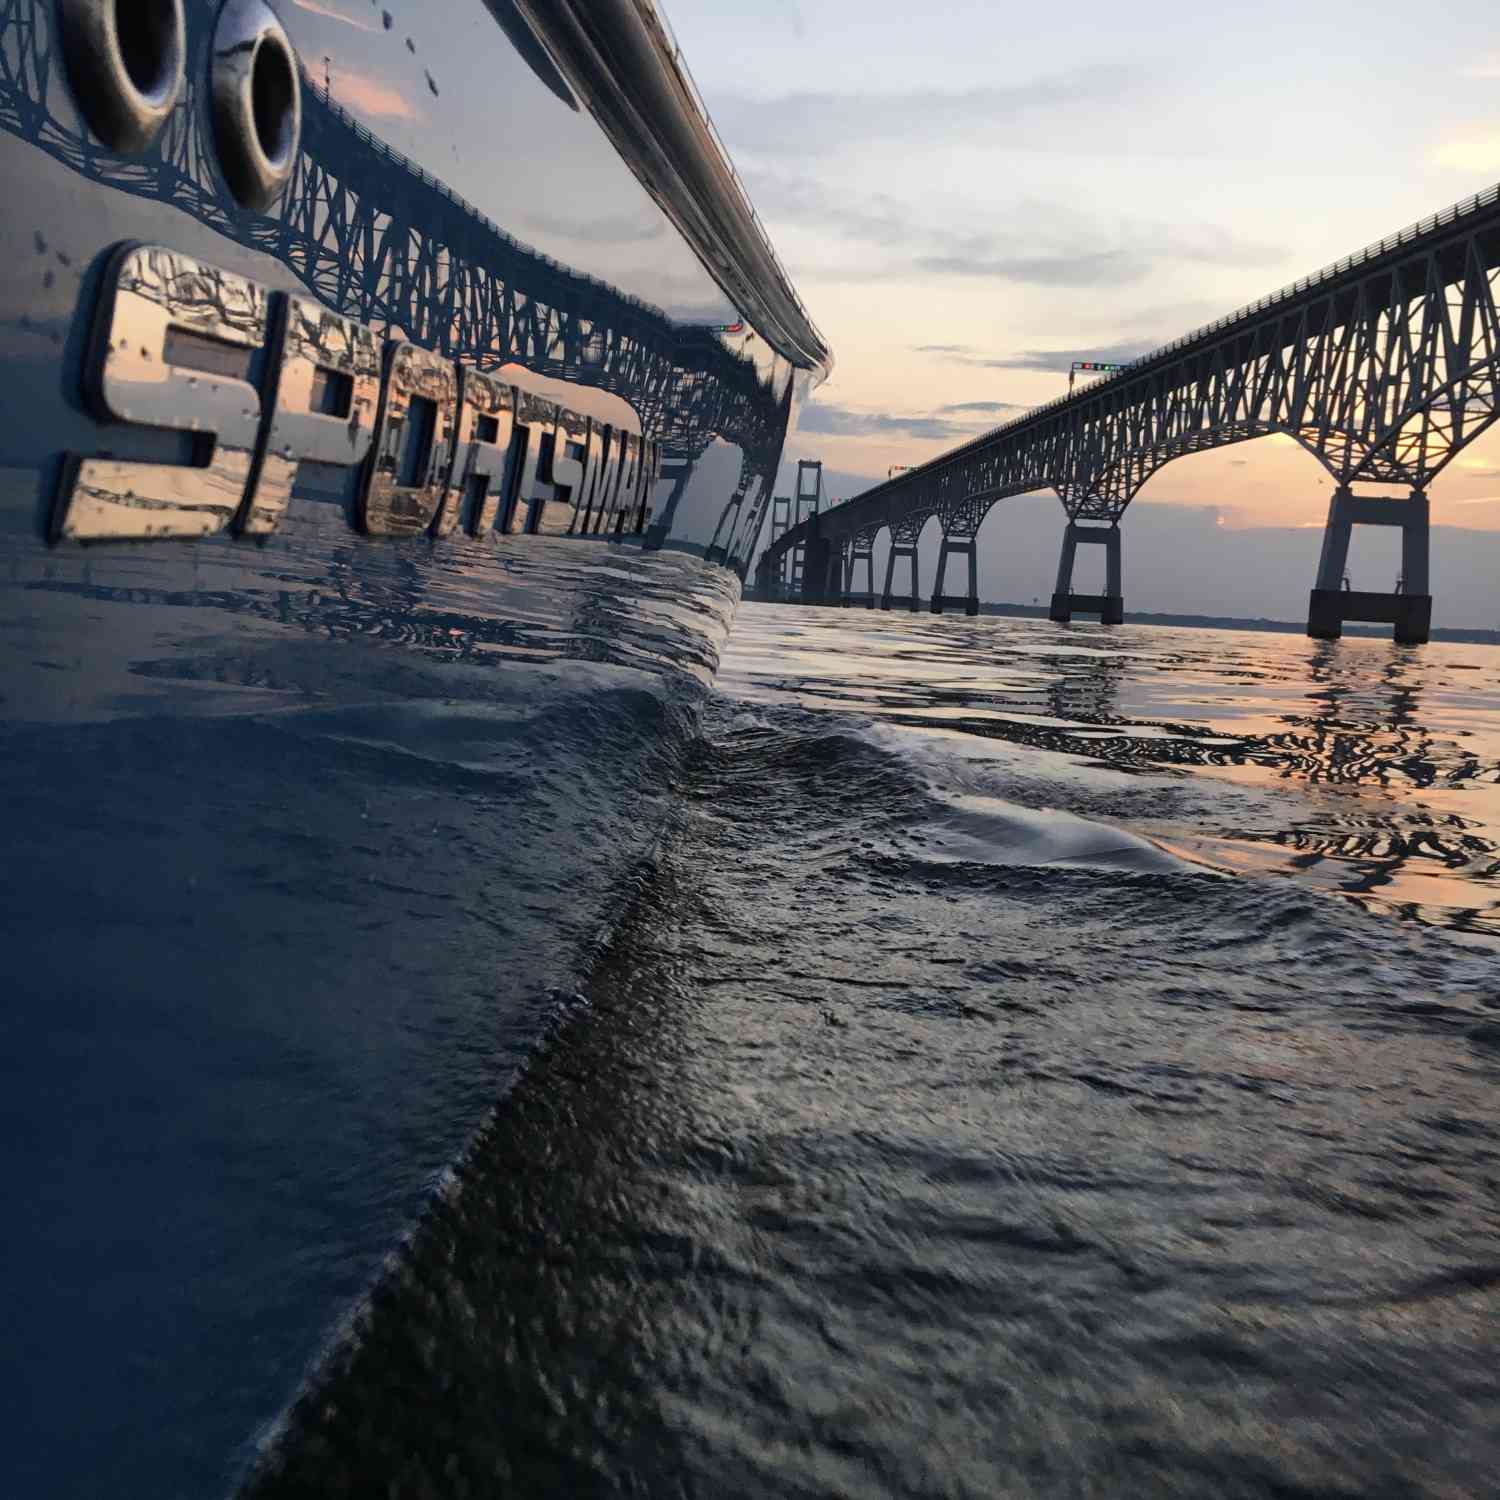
[{"x1": 860, "y1": 599, "x2": 1500, "y2": 647}]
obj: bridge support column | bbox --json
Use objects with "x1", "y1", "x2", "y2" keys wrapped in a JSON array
[
  {"x1": 1049, "y1": 523, "x2": 1123, "y2": 624},
  {"x1": 1306, "y1": 486, "x2": 1431, "y2": 645},
  {"x1": 881, "y1": 544, "x2": 920, "y2": 612},
  {"x1": 799, "y1": 534, "x2": 833, "y2": 605},
  {"x1": 704, "y1": 492, "x2": 745, "y2": 567},
  {"x1": 842, "y1": 538, "x2": 877, "y2": 607},
  {"x1": 930, "y1": 536, "x2": 979, "y2": 616},
  {"x1": 881, "y1": 526, "x2": 922, "y2": 611},
  {"x1": 825, "y1": 542, "x2": 844, "y2": 605}
]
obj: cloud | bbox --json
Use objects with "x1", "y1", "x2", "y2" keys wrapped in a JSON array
[
  {"x1": 1112, "y1": 296, "x2": 1237, "y2": 338},
  {"x1": 754, "y1": 172, "x2": 1284, "y2": 288},
  {"x1": 798, "y1": 401, "x2": 983, "y2": 441},
  {"x1": 292, "y1": 0, "x2": 382, "y2": 31},
  {"x1": 329, "y1": 68, "x2": 424, "y2": 122},
  {"x1": 1460, "y1": 58, "x2": 1500, "y2": 80},
  {"x1": 519, "y1": 209, "x2": 666, "y2": 246},
  {"x1": 922, "y1": 221, "x2": 1278, "y2": 283},
  {"x1": 915, "y1": 251, "x2": 1153, "y2": 287},
  {"x1": 1429, "y1": 134, "x2": 1500, "y2": 173},
  {"x1": 708, "y1": 64, "x2": 1146, "y2": 156},
  {"x1": 923, "y1": 339, "x2": 1158, "y2": 373},
  {"x1": 747, "y1": 175, "x2": 911, "y2": 249},
  {"x1": 936, "y1": 401, "x2": 1025, "y2": 415}
]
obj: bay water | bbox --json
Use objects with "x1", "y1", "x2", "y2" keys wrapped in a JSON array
[{"x1": 250, "y1": 604, "x2": 1500, "y2": 1498}]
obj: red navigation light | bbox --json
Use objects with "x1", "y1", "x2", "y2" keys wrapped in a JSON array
[{"x1": 1067, "y1": 358, "x2": 1127, "y2": 393}]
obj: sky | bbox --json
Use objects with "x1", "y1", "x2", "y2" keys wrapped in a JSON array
[{"x1": 665, "y1": 0, "x2": 1500, "y2": 531}]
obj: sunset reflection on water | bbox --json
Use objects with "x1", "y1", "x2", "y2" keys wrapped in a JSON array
[{"x1": 721, "y1": 604, "x2": 1500, "y2": 941}]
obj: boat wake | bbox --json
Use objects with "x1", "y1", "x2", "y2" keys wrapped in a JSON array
[{"x1": 243, "y1": 682, "x2": 1500, "y2": 1498}]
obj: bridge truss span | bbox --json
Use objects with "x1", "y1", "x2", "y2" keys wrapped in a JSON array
[{"x1": 757, "y1": 182, "x2": 1500, "y2": 641}]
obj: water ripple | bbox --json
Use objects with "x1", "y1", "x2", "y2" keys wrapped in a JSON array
[{"x1": 246, "y1": 628, "x2": 1500, "y2": 1498}]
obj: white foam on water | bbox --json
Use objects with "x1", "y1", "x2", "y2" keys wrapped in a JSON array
[{"x1": 918, "y1": 792, "x2": 1192, "y2": 873}]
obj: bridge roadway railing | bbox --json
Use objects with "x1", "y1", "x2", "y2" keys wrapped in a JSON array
[{"x1": 757, "y1": 178, "x2": 1500, "y2": 642}]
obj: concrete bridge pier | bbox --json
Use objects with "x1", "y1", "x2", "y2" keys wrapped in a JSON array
[
  {"x1": 930, "y1": 535, "x2": 980, "y2": 616},
  {"x1": 842, "y1": 536, "x2": 877, "y2": 607},
  {"x1": 1049, "y1": 523, "x2": 1123, "y2": 623},
  {"x1": 1306, "y1": 486, "x2": 1431, "y2": 644},
  {"x1": 797, "y1": 533, "x2": 835, "y2": 604},
  {"x1": 881, "y1": 542, "x2": 920, "y2": 611},
  {"x1": 882, "y1": 520, "x2": 923, "y2": 611},
  {"x1": 823, "y1": 540, "x2": 845, "y2": 604}
]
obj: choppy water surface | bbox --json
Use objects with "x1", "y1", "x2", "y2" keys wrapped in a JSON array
[
  {"x1": 723, "y1": 606, "x2": 1500, "y2": 942},
  {"x1": 253, "y1": 606, "x2": 1500, "y2": 1499}
]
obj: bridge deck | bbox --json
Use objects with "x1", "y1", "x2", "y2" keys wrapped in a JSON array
[{"x1": 763, "y1": 179, "x2": 1500, "y2": 569}]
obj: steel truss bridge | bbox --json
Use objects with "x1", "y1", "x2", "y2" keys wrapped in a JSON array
[
  {"x1": 757, "y1": 182, "x2": 1500, "y2": 643},
  {"x1": 0, "y1": 0, "x2": 792, "y2": 575}
]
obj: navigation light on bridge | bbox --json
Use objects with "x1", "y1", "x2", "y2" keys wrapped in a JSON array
[{"x1": 1069, "y1": 360, "x2": 1127, "y2": 394}]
